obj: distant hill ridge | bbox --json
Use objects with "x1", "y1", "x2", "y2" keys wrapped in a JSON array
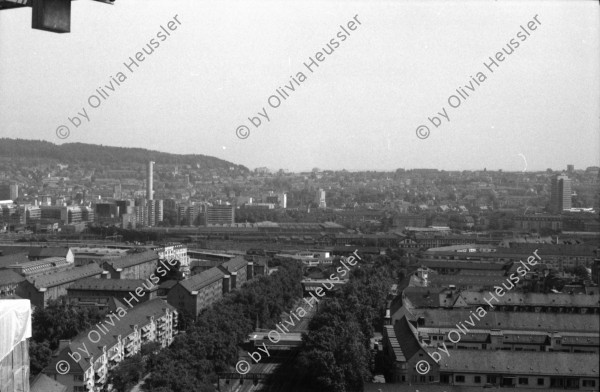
[{"x1": 0, "y1": 138, "x2": 247, "y2": 171}]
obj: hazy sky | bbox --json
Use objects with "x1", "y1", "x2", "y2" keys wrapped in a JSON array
[{"x1": 1, "y1": 0, "x2": 598, "y2": 172}]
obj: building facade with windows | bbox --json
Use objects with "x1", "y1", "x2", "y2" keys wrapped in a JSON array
[
  {"x1": 205, "y1": 204, "x2": 235, "y2": 225},
  {"x1": 167, "y1": 256, "x2": 253, "y2": 317},
  {"x1": 43, "y1": 299, "x2": 178, "y2": 392},
  {"x1": 550, "y1": 174, "x2": 572, "y2": 214},
  {"x1": 101, "y1": 250, "x2": 159, "y2": 280},
  {"x1": 16, "y1": 264, "x2": 105, "y2": 309}
]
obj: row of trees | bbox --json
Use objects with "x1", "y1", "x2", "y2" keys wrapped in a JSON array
[
  {"x1": 29, "y1": 299, "x2": 106, "y2": 375},
  {"x1": 129, "y1": 261, "x2": 304, "y2": 392},
  {"x1": 28, "y1": 257, "x2": 179, "y2": 378},
  {"x1": 289, "y1": 258, "x2": 400, "y2": 392}
]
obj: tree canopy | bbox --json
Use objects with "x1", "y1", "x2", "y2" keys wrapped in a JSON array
[{"x1": 142, "y1": 261, "x2": 304, "y2": 391}]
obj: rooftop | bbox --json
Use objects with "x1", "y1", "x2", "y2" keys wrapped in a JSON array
[
  {"x1": 435, "y1": 350, "x2": 599, "y2": 377},
  {"x1": 27, "y1": 264, "x2": 104, "y2": 289},
  {"x1": 387, "y1": 316, "x2": 424, "y2": 363},
  {"x1": 364, "y1": 384, "x2": 585, "y2": 392},
  {"x1": 0, "y1": 270, "x2": 26, "y2": 286},
  {"x1": 418, "y1": 260, "x2": 509, "y2": 270},
  {"x1": 67, "y1": 278, "x2": 157, "y2": 292},
  {"x1": 70, "y1": 247, "x2": 129, "y2": 257},
  {"x1": 220, "y1": 256, "x2": 247, "y2": 273},
  {"x1": 411, "y1": 309, "x2": 600, "y2": 332},
  {"x1": 403, "y1": 287, "x2": 448, "y2": 308},
  {"x1": 413, "y1": 273, "x2": 508, "y2": 287},
  {"x1": 0, "y1": 253, "x2": 29, "y2": 269},
  {"x1": 7, "y1": 257, "x2": 71, "y2": 271},
  {"x1": 31, "y1": 373, "x2": 67, "y2": 392},
  {"x1": 459, "y1": 291, "x2": 600, "y2": 308},
  {"x1": 104, "y1": 250, "x2": 157, "y2": 270},
  {"x1": 180, "y1": 267, "x2": 225, "y2": 293},
  {"x1": 45, "y1": 298, "x2": 176, "y2": 374}
]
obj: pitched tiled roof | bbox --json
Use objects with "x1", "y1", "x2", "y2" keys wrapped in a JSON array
[
  {"x1": 403, "y1": 287, "x2": 446, "y2": 308},
  {"x1": 384, "y1": 325, "x2": 405, "y2": 361},
  {"x1": 389, "y1": 297, "x2": 413, "y2": 322},
  {"x1": 0, "y1": 253, "x2": 29, "y2": 269},
  {"x1": 249, "y1": 258, "x2": 269, "y2": 267},
  {"x1": 31, "y1": 373, "x2": 67, "y2": 392},
  {"x1": 8, "y1": 257, "x2": 70, "y2": 270},
  {"x1": 220, "y1": 256, "x2": 247, "y2": 272},
  {"x1": 27, "y1": 264, "x2": 103, "y2": 289},
  {"x1": 411, "y1": 309, "x2": 599, "y2": 332},
  {"x1": 419, "y1": 328, "x2": 491, "y2": 343},
  {"x1": 106, "y1": 297, "x2": 127, "y2": 312},
  {"x1": 0, "y1": 270, "x2": 26, "y2": 285},
  {"x1": 419, "y1": 260, "x2": 508, "y2": 270},
  {"x1": 180, "y1": 267, "x2": 224, "y2": 293},
  {"x1": 391, "y1": 316, "x2": 425, "y2": 362},
  {"x1": 506, "y1": 262, "x2": 547, "y2": 275},
  {"x1": 191, "y1": 260, "x2": 221, "y2": 268},
  {"x1": 158, "y1": 280, "x2": 178, "y2": 290},
  {"x1": 502, "y1": 244, "x2": 597, "y2": 257},
  {"x1": 105, "y1": 250, "x2": 157, "y2": 270},
  {"x1": 436, "y1": 350, "x2": 599, "y2": 377},
  {"x1": 364, "y1": 383, "x2": 582, "y2": 392},
  {"x1": 456, "y1": 269, "x2": 506, "y2": 276},
  {"x1": 67, "y1": 278, "x2": 157, "y2": 292},
  {"x1": 422, "y1": 273, "x2": 507, "y2": 287},
  {"x1": 459, "y1": 291, "x2": 600, "y2": 308}
]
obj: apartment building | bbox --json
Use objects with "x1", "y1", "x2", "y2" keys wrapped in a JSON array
[
  {"x1": 102, "y1": 250, "x2": 158, "y2": 280},
  {"x1": 205, "y1": 204, "x2": 235, "y2": 225},
  {"x1": 43, "y1": 299, "x2": 178, "y2": 392},
  {"x1": 419, "y1": 245, "x2": 597, "y2": 271},
  {"x1": 393, "y1": 214, "x2": 427, "y2": 229},
  {"x1": 435, "y1": 350, "x2": 598, "y2": 389},
  {"x1": 408, "y1": 308, "x2": 599, "y2": 353},
  {"x1": 409, "y1": 267, "x2": 511, "y2": 292},
  {"x1": 154, "y1": 243, "x2": 190, "y2": 277},
  {"x1": 39, "y1": 206, "x2": 95, "y2": 225},
  {"x1": 396, "y1": 287, "x2": 600, "y2": 316},
  {"x1": 454, "y1": 291, "x2": 600, "y2": 314},
  {"x1": 168, "y1": 267, "x2": 225, "y2": 317},
  {"x1": 70, "y1": 247, "x2": 129, "y2": 267},
  {"x1": 384, "y1": 313, "x2": 599, "y2": 389},
  {"x1": 0, "y1": 183, "x2": 19, "y2": 201},
  {"x1": 6, "y1": 257, "x2": 73, "y2": 278},
  {"x1": 167, "y1": 256, "x2": 252, "y2": 317},
  {"x1": 67, "y1": 278, "x2": 159, "y2": 310},
  {"x1": 416, "y1": 260, "x2": 509, "y2": 275},
  {"x1": 17, "y1": 264, "x2": 105, "y2": 309},
  {"x1": 383, "y1": 279, "x2": 600, "y2": 389}
]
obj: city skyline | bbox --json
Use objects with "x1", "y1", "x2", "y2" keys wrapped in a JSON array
[
  {"x1": 1, "y1": 137, "x2": 597, "y2": 174},
  {"x1": 0, "y1": 1, "x2": 598, "y2": 172},
  {"x1": 1, "y1": 1, "x2": 599, "y2": 392}
]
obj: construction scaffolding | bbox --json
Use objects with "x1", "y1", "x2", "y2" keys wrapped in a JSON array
[{"x1": 0, "y1": 299, "x2": 32, "y2": 392}]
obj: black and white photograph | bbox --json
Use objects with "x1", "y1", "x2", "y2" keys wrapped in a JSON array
[{"x1": 0, "y1": 1, "x2": 599, "y2": 391}]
